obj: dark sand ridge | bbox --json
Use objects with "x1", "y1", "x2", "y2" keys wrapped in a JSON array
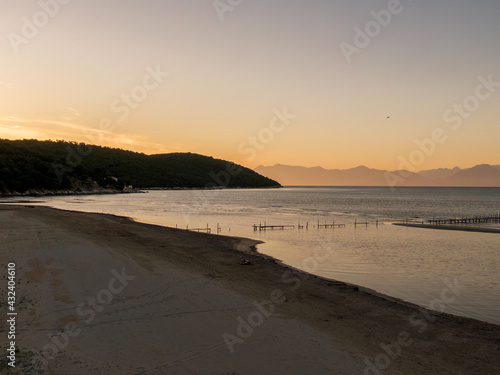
[
  {"x1": 394, "y1": 222, "x2": 500, "y2": 234},
  {"x1": 0, "y1": 205, "x2": 499, "y2": 374}
]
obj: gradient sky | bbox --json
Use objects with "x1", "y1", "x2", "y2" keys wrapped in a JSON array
[{"x1": 1, "y1": 0, "x2": 499, "y2": 170}]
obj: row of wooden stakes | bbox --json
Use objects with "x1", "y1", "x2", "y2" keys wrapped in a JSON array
[
  {"x1": 253, "y1": 220, "x2": 380, "y2": 231},
  {"x1": 174, "y1": 220, "x2": 381, "y2": 233}
]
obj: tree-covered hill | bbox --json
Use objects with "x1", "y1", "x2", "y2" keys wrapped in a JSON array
[{"x1": 0, "y1": 139, "x2": 280, "y2": 195}]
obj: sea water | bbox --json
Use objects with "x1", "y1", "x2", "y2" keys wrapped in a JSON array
[{"x1": 7, "y1": 187, "x2": 500, "y2": 325}]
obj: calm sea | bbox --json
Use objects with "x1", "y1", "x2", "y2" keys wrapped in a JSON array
[{"x1": 8, "y1": 187, "x2": 500, "y2": 325}]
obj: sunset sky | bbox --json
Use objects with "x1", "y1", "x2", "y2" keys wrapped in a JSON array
[{"x1": 1, "y1": 0, "x2": 499, "y2": 171}]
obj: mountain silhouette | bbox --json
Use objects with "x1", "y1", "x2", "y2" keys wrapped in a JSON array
[{"x1": 254, "y1": 164, "x2": 500, "y2": 187}]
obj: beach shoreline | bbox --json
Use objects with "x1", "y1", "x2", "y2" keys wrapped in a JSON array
[
  {"x1": 1, "y1": 205, "x2": 499, "y2": 374},
  {"x1": 393, "y1": 222, "x2": 500, "y2": 233},
  {"x1": 0, "y1": 185, "x2": 283, "y2": 199}
]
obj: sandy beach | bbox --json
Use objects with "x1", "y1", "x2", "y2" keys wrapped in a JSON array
[
  {"x1": 394, "y1": 222, "x2": 500, "y2": 234},
  {"x1": 1, "y1": 205, "x2": 499, "y2": 375}
]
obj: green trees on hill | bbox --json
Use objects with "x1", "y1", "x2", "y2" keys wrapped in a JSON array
[{"x1": 0, "y1": 139, "x2": 280, "y2": 194}]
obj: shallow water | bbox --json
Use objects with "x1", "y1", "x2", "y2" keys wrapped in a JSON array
[{"x1": 6, "y1": 187, "x2": 500, "y2": 324}]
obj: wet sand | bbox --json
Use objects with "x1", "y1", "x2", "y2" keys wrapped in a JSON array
[
  {"x1": 394, "y1": 222, "x2": 500, "y2": 233},
  {"x1": 0, "y1": 205, "x2": 499, "y2": 374}
]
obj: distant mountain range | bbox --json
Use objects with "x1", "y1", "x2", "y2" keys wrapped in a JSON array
[{"x1": 254, "y1": 164, "x2": 500, "y2": 187}]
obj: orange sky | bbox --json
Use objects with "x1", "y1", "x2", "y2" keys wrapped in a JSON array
[{"x1": 1, "y1": 1, "x2": 500, "y2": 171}]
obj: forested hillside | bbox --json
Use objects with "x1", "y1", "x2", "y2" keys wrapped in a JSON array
[{"x1": 0, "y1": 139, "x2": 280, "y2": 195}]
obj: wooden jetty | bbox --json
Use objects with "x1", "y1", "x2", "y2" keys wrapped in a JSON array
[
  {"x1": 297, "y1": 221, "x2": 309, "y2": 229},
  {"x1": 317, "y1": 220, "x2": 345, "y2": 228},
  {"x1": 254, "y1": 220, "x2": 348, "y2": 231},
  {"x1": 354, "y1": 219, "x2": 369, "y2": 227},
  {"x1": 352, "y1": 220, "x2": 380, "y2": 227},
  {"x1": 428, "y1": 215, "x2": 500, "y2": 225},
  {"x1": 253, "y1": 223, "x2": 295, "y2": 231},
  {"x1": 253, "y1": 221, "x2": 296, "y2": 231}
]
